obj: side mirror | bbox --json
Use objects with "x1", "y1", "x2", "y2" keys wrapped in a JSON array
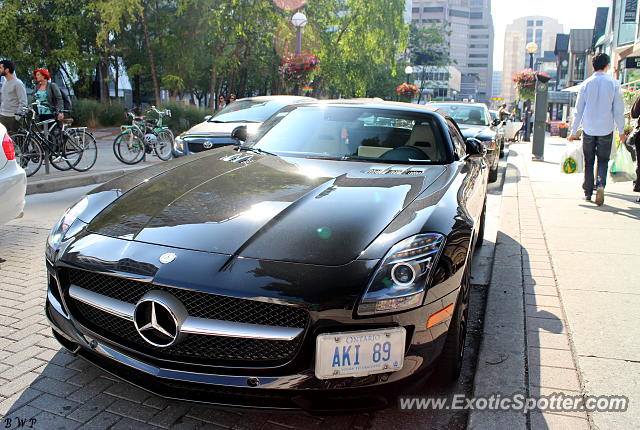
[
  {"x1": 466, "y1": 138, "x2": 487, "y2": 157},
  {"x1": 231, "y1": 125, "x2": 248, "y2": 142},
  {"x1": 204, "y1": 115, "x2": 212, "y2": 121},
  {"x1": 492, "y1": 119, "x2": 501, "y2": 127}
]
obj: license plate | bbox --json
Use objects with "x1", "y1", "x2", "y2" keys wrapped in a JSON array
[{"x1": 315, "y1": 327, "x2": 406, "y2": 379}]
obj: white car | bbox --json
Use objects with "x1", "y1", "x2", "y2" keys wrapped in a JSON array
[{"x1": 0, "y1": 124, "x2": 26, "y2": 224}]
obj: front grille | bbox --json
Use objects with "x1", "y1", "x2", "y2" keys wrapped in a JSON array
[
  {"x1": 73, "y1": 302, "x2": 302, "y2": 364},
  {"x1": 64, "y1": 269, "x2": 308, "y2": 365},
  {"x1": 67, "y1": 269, "x2": 307, "y2": 328},
  {"x1": 185, "y1": 137, "x2": 235, "y2": 153}
]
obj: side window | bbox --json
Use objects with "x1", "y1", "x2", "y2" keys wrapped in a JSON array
[{"x1": 447, "y1": 120, "x2": 466, "y2": 159}]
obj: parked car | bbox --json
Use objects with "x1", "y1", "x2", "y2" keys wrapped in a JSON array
[
  {"x1": 173, "y1": 95, "x2": 314, "y2": 157},
  {"x1": 45, "y1": 100, "x2": 489, "y2": 412},
  {"x1": 429, "y1": 102, "x2": 500, "y2": 182},
  {"x1": 0, "y1": 123, "x2": 26, "y2": 224},
  {"x1": 489, "y1": 110, "x2": 507, "y2": 157}
]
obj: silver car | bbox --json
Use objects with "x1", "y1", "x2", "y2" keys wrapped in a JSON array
[
  {"x1": 0, "y1": 123, "x2": 27, "y2": 224},
  {"x1": 173, "y1": 96, "x2": 314, "y2": 157}
]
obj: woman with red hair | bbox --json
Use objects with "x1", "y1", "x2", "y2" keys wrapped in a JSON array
[{"x1": 33, "y1": 68, "x2": 64, "y2": 121}]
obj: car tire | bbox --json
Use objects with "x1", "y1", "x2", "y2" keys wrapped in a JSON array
[
  {"x1": 476, "y1": 201, "x2": 486, "y2": 248},
  {"x1": 434, "y1": 265, "x2": 470, "y2": 384}
]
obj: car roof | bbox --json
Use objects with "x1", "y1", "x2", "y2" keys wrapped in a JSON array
[
  {"x1": 293, "y1": 99, "x2": 450, "y2": 115},
  {"x1": 428, "y1": 101, "x2": 489, "y2": 109},
  {"x1": 238, "y1": 95, "x2": 315, "y2": 103}
]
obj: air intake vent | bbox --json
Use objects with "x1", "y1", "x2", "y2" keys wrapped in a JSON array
[
  {"x1": 220, "y1": 154, "x2": 254, "y2": 164},
  {"x1": 365, "y1": 167, "x2": 426, "y2": 175}
]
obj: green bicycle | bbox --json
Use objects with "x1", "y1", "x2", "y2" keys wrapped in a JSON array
[{"x1": 113, "y1": 106, "x2": 174, "y2": 164}]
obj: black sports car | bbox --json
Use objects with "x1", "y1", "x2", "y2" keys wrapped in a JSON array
[{"x1": 45, "y1": 100, "x2": 489, "y2": 412}]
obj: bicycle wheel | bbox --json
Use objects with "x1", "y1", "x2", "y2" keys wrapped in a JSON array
[
  {"x1": 114, "y1": 132, "x2": 145, "y2": 165},
  {"x1": 154, "y1": 129, "x2": 174, "y2": 161},
  {"x1": 48, "y1": 131, "x2": 73, "y2": 171},
  {"x1": 64, "y1": 129, "x2": 98, "y2": 172},
  {"x1": 11, "y1": 132, "x2": 43, "y2": 177}
]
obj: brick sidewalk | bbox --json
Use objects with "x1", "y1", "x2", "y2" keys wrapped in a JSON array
[{"x1": 469, "y1": 143, "x2": 589, "y2": 430}]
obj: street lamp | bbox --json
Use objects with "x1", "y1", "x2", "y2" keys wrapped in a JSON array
[
  {"x1": 526, "y1": 42, "x2": 538, "y2": 69},
  {"x1": 291, "y1": 12, "x2": 307, "y2": 54},
  {"x1": 523, "y1": 42, "x2": 538, "y2": 142},
  {"x1": 405, "y1": 65, "x2": 414, "y2": 84}
]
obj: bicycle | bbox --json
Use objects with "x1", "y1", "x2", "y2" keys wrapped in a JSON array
[
  {"x1": 12, "y1": 101, "x2": 98, "y2": 176},
  {"x1": 113, "y1": 106, "x2": 173, "y2": 165}
]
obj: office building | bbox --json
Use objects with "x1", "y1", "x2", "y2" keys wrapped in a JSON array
[
  {"x1": 501, "y1": 16, "x2": 564, "y2": 103},
  {"x1": 410, "y1": 0, "x2": 494, "y2": 103}
]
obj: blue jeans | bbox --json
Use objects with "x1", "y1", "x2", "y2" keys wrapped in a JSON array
[{"x1": 582, "y1": 133, "x2": 613, "y2": 197}]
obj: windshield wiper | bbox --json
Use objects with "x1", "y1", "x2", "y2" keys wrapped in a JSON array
[{"x1": 236, "y1": 145, "x2": 277, "y2": 157}]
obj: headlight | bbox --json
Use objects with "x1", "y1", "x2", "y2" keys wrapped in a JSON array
[
  {"x1": 47, "y1": 197, "x2": 89, "y2": 249},
  {"x1": 357, "y1": 233, "x2": 445, "y2": 316},
  {"x1": 174, "y1": 136, "x2": 184, "y2": 152}
]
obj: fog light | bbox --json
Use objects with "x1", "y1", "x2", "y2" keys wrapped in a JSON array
[{"x1": 391, "y1": 263, "x2": 416, "y2": 286}]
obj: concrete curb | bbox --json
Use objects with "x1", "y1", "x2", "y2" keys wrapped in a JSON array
[
  {"x1": 467, "y1": 145, "x2": 528, "y2": 430},
  {"x1": 26, "y1": 168, "x2": 142, "y2": 195}
]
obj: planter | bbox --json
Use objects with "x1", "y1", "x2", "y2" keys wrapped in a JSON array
[{"x1": 559, "y1": 128, "x2": 568, "y2": 138}]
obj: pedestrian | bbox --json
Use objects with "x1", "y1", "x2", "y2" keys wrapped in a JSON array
[
  {"x1": 630, "y1": 95, "x2": 640, "y2": 201},
  {"x1": 228, "y1": 93, "x2": 236, "y2": 104},
  {"x1": 216, "y1": 94, "x2": 227, "y2": 112},
  {"x1": 567, "y1": 53, "x2": 625, "y2": 206},
  {"x1": 0, "y1": 59, "x2": 27, "y2": 132},
  {"x1": 498, "y1": 104, "x2": 509, "y2": 122},
  {"x1": 33, "y1": 68, "x2": 64, "y2": 121}
]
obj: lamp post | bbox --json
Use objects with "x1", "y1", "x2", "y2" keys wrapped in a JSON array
[
  {"x1": 291, "y1": 12, "x2": 307, "y2": 54},
  {"x1": 405, "y1": 65, "x2": 414, "y2": 84},
  {"x1": 523, "y1": 42, "x2": 539, "y2": 142},
  {"x1": 291, "y1": 12, "x2": 307, "y2": 95}
]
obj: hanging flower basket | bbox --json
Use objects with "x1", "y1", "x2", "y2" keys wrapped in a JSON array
[
  {"x1": 279, "y1": 53, "x2": 319, "y2": 84},
  {"x1": 512, "y1": 69, "x2": 550, "y2": 101},
  {"x1": 396, "y1": 83, "x2": 420, "y2": 102}
]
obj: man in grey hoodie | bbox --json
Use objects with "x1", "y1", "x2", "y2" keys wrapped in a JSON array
[{"x1": 0, "y1": 59, "x2": 27, "y2": 132}]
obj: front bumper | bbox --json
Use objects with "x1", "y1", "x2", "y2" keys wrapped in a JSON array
[
  {"x1": 173, "y1": 136, "x2": 238, "y2": 158},
  {"x1": 46, "y1": 266, "x2": 457, "y2": 413}
]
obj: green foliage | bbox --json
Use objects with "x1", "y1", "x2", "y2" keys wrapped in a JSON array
[
  {"x1": 162, "y1": 102, "x2": 211, "y2": 133},
  {"x1": 0, "y1": 0, "x2": 411, "y2": 103},
  {"x1": 72, "y1": 99, "x2": 125, "y2": 127},
  {"x1": 408, "y1": 23, "x2": 451, "y2": 67}
]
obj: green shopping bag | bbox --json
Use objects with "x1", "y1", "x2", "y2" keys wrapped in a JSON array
[{"x1": 610, "y1": 141, "x2": 637, "y2": 182}]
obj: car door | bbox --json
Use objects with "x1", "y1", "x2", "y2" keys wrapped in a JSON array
[{"x1": 447, "y1": 119, "x2": 486, "y2": 229}]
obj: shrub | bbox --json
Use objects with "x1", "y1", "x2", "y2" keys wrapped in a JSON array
[
  {"x1": 71, "y1": 98, "x2": 209, "y2": 132},
  {"x1": 161, "y1": 102, "x2": 211, "y2": 133},
  {"x1": 71, "y1": 99, "x2": 125, "y2": 128}
]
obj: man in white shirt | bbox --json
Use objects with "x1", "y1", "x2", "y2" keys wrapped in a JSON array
[{"x1": 568, "y1": 53, "x2": 625, "y2": 206}]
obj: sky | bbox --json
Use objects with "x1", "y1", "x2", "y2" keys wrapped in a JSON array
[{"x1": 492, "y1": 0, "x2": 611, "y2": 71}]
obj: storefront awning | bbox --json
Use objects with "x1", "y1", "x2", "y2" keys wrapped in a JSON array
[{"x1": 561, "y1": 85, "x2": 581, "y2": 93}]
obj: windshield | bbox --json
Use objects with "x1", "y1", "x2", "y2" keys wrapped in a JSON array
[
  {"x1": 245, "y1": 105, "x2": 451, "y2": 164},
  {"x1": 210, "y1": 100, "x2": 286, "y2": 123},
  {"x1": 430, "y1": 104, "x2": 489, "y2": 126}
]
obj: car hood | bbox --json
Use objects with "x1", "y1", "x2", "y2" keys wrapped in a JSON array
[
  {"x1": 458, "y1": 124, "x2": 494, "y2": 140},
  {"x1": 86, "y1": 149, "x2": 447, "y2": 266},
  {"x1": 183, "y1": 121, "x2": 262, "y2": 136}
]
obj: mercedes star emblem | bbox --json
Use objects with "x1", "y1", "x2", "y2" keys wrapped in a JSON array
[
  {"x1": 159, "y1": 252, "x2": 176, "y2": 264},
  {"x1": 133, "y1": 291, "x2": 187, "y2": 347}
]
